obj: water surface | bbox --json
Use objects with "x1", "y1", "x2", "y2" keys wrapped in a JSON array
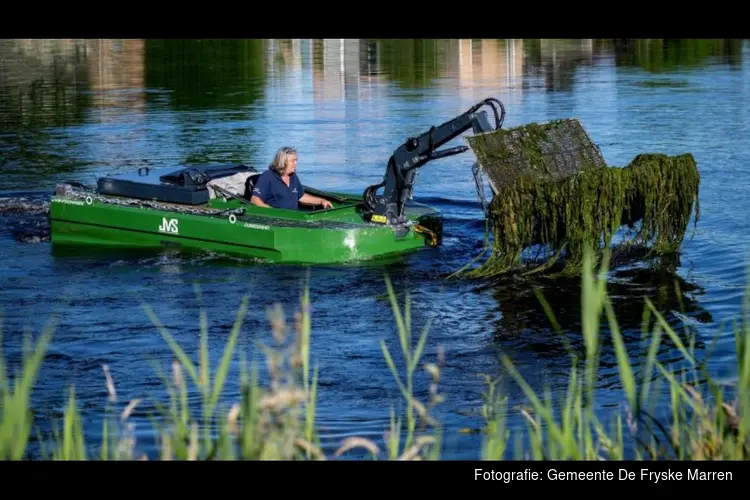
[{"x1": 0, "y1": 39, "x2": 746, "y2": 459}]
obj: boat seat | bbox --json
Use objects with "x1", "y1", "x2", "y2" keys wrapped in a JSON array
[{"x1": 243, "y1": 172, "x2": 262, "y2": 199}]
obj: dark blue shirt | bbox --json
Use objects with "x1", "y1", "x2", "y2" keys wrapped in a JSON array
[{"x1": 251, "y1": 169, "x2": 305, "y2": 210}]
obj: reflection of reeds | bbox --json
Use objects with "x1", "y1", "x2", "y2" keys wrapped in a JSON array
[{"x1": 0, "y1": 248, "x2": 748, "y2": 460}]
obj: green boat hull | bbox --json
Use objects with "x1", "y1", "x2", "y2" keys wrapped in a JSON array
[{"x1": 49, "y1": 185, "x2": 442, "y2": 264}]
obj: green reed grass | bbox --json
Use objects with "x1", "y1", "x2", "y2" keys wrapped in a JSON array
[
  {"x1": 480, "y1": 247, "x2": 749, "y2": 460},
  {"x1": 0, "y1": 248, "x2": 748, "y2": 460}
]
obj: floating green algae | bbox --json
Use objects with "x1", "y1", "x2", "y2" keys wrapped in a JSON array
[{"x1": 458, "y1": 119, "x2": 700, "y2": 278}]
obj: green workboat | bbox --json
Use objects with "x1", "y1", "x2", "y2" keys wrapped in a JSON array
[
  {"x1": 49, "y1": 97, "x2": 508, "y2": 264},
  {"x1": 49, "y1": 165, "x2": 442, "y2": 264}
]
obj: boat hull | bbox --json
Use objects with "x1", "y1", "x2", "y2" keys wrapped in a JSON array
[{"x1": 49, "y1": 190, "x2": 441, "y2": 264}]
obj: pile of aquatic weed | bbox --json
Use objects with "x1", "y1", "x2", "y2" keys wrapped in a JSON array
[
  {"x1": 458, "y1": 119, "x2": 700, "y2": 278},
  {"x1": 1, "y1": 250, "x2": 747, "y2": 461}
]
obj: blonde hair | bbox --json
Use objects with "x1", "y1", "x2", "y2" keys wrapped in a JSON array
[{"x1": 269, "y1": 146, "x2": 297, "y2": 174}]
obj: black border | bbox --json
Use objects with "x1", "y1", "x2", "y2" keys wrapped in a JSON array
[{"x1": 2, "y1": 459, "x2": 747, "y2": 486}]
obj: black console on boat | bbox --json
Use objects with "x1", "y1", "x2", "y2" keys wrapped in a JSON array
[{"x1": 96, "y1": 164, "x2": 257, "y2": 205}]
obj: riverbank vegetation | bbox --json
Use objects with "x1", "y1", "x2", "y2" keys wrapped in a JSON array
[{"x1": 0, "y1": 248, "x2": 746, "y2": 460}]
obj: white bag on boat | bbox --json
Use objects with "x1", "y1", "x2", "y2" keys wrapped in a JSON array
[{"x1": 206, "y1": 172, "x2": 258, "y2": 200}]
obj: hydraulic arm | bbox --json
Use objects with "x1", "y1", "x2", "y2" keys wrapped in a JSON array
[{"x1": 362, "y1": 98, "x2": 505, "y2": 227}]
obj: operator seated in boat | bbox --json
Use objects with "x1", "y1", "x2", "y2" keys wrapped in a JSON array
[{"x1": 250, "y1": 146, "x2": 333, "y2": 210}]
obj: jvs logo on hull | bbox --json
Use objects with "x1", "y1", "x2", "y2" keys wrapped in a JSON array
[{"x1": 158, "y1": 217, "x2": 179, "y2": 234}]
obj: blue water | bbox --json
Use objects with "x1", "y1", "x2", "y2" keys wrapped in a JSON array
[{"x1": 0, "y1": 39, "x2": 747, "y2": 459}]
